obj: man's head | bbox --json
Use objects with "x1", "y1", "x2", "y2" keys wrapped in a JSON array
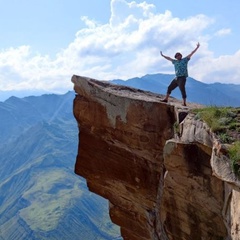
[{"x1": 175, "y1": 52, "x2": 182, "y2": 60}]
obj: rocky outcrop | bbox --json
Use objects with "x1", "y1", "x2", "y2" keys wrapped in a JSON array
[{"x1": 72, "y1": 75, "x2": 240, "y2": 240}]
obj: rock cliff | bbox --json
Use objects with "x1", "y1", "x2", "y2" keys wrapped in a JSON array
[{"x1": 72, "y1": 75, "x2": 240, "y2": 240}]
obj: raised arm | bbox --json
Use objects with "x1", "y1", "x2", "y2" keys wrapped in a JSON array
[
  {"x1": 160, "y1": 51, "x2": 174, "y2": 61},
  {"x1": 186, "y1": 42, "x2": 200, "y2": 59}
]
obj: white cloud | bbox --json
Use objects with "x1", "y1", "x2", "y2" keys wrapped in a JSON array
[
  {"x1": 110, "y1": 0, "x2": 155, "y2": 27},
  {"x1": 0, "y1": 0, "x2": 239, "y2": 93},
  {"x1": 191, "y1": 50, "x2": 240, "y2": 84},
  {"x1": 214, "y1": 28, "x2": 231, "y2": 37}
]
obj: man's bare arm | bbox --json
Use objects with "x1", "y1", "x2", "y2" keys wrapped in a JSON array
[
  {"x1": 160, "y1": 51, "x2": 174, "y2": 61},
  {"x1": 186, "y1": 42, "x2": 200, "y2": 59}
]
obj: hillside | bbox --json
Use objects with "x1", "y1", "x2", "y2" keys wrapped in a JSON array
[{"x1": 0, "y1": 92, "x2": 121, "y2": 239}]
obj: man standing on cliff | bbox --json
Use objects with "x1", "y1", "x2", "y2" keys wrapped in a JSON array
[{"x1": 160, "y1": 42, "x2": 200, "y2": 106}]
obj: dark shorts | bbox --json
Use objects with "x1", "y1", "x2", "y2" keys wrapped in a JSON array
[{"x1": 167, "y1": 76, "x2": 187, "y2": 99}]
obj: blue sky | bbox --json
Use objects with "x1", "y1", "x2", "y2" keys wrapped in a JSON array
[{"x1": 0, "y1": 0, "x2": 239, "y2": 94}]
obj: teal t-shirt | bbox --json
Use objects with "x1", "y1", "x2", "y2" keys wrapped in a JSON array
[{"x1": 172, "y1": 57, "x2": 190, "y2": 77}]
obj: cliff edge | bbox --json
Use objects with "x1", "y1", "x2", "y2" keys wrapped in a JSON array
[{"x1": 72, "y1": 75, "x2": 240, "y2": 240}]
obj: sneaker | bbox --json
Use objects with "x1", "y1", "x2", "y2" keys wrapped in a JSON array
[{"x1": 161, "y1": 99, "x2": 168, "y2": 103}]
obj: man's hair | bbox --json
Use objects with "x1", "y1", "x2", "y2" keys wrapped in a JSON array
[{"x1": 175, "y1": 52, "x2": 182, "y2": 58}]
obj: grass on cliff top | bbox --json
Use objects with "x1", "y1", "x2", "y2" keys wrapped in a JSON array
[
  {"x1": 192, "y1": 106, "x2": 240, "y2": 143},
  {"x1": 192, "y1": 106, "x2": 240, "y2": 175}
]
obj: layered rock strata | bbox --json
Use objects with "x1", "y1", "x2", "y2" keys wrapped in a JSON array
[{"x1": 72, "y1": 75, "x2": 240, "y2": 240}]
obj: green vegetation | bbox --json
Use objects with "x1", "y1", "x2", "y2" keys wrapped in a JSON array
[
  {"x1": 193, "y1": 106, "x2": 240, "y2": 138},
  {"x1": 229, "y1": 141, "x2": 240, "y2": 175},
  {"x1": 192, "y1": 106, "x2": 240, "y2": 175},
  {"x1": 20, "y1": 169, "x2": 83, "y2": 231},
  {"x1": 173, "y1": 122, "x2": 180, "y2": 137}
]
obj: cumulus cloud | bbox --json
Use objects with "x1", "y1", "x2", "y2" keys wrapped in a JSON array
[
  {"x1": 192, "y1": 50, "x2": 240, "y2": 84},
  {"x1": 0, "y1": 0, "x2": 239, "y2": 93}
]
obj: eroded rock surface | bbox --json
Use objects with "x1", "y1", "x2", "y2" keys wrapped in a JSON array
[{"x1": 72, "y1": 75, "x2": 240, "y2": 240}]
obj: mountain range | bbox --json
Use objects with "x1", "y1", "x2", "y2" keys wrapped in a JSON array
[
  {"x1": 0, "y1": 91, "x2": 121, "y2": 240},
  {"x1": 1, "y1": 73, "x2": 240, "y2": 107}
]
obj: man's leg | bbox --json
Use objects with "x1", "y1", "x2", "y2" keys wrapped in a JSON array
[
  {"x1": 177, "y1": 77, "x2": 187, "y2": 106},
  {"x1": 162, "y1": 78, "x2": 178, "y2": 102}
]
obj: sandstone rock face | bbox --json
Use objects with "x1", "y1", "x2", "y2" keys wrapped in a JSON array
[{"x1": 72, "y1": 75, "x2": 240, "y2": 240}]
